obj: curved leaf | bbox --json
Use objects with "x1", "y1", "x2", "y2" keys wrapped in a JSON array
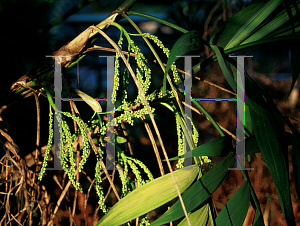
[
  {"x1": 162, "y1": 30, "x2": 205, "y2": 92},
  {"x1": 215, "y1": 182, "x2": 250, "y2": 226},
  {"x1": 224, "y1": 0, "x2": 282, "y2": 50},
  {"x1": 151, "y1": 154, "x2": 236, "y2": 226},
  {"x1": 168, "y1": 135, "x2": 233, "y2": 161},
  {"x1": 74, "y1": 89, "x2": 102, "y2": 112},
  {"x1": 213, "y1": 45, "x2": 237, "y2": 93},
  {"x1": 245, "y1": 136, "x2": 260, "y2": 155},
  {"x1": 252, "y1": 207, "x2": 265, "y2": 226},
  {"x1": 178, "y1": 204, "x2": 209, "y2": 226},
  {"x1": 250, "y1": 92, "x2": 296, "y2": 225},
  {"x1": 96, "y1": 165, "x2": 199, "y2": 226},
  {"x1": 210, "y1": 1, "x2": 266, "y2": 48},
  {"x1": 240, "y1": 0, "x2": 300, "y2": 46}
]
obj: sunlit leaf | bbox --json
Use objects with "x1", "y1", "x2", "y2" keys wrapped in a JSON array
[
  {"x1": 162, "y1": 30, "x2": 205, "y2": 92},
  {"x1": 151, "y1": 154, "x2": 236, "y2": 226},
  {"x1": 116, "y1": 136, "x2": 127, "y2": 144},
  {"x1": 96, "y1": 165, "x2": 199, "y2": 226},
  {"x1": 215, "y1": 182, "x2": 250, "y2": 226},
  {"x1": 74, "y1": 89, "x2": 102, "y2": 113},
  {"x1": 177, "y1": 204, "x2": 209, "y2": 226},
  {"x1": 213, "y1": 45, "x2": 237, "y2": 93},
  {"x1": 240, "y1": 0, "x2": 300, "y2": 46},
  {"x1": 168, "y1": 136, "x2": 233, "y2": 161},
  {"x1": 224, "y1": 0, "x2": 282, "y2": 50},
  {"x1": 210, "y1": 1, "x2": 267, "y2": 48}
]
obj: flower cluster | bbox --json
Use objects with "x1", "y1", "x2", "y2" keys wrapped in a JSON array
[
  {"x1": 39, "y1": 105, "x2": 54, "y2": 181},
  {"x1": 61, "y1": 112, "x2": 90, "y2": 173},
  {"x1": 129, "y1": 40, "x2": 152, "y2": 101},
  {"x1": 117, "y1": 149, "x2": 153, "y2": 196},
  {"x1": 175, "y1": 114, "x2": 185, "y2": 169},
  {"x1": 127, "y1": 157, "x2": 154, "y2": 182},
  {"x1": 143, "y1": 33, "x2": 180, "y2": 82},
  {"x1": 139, "y1": 217, "x2": 151, "y2": 226},
  {"x1": 113, "y1": 37, "x2": 123, "y2": 102},
  {"x1": 95, "y1": 161, "x2": 107, "y2": 213}
]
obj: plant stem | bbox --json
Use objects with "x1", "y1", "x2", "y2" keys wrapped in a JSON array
[
  {"x1": 192, "y1": 100, "x2": 225, "y2": 136},
  {"x1": 128, "y1": 11, "x2": 189, "y2": 33}
]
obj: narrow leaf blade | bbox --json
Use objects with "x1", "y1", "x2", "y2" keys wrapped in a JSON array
[
  {"x1": 151, "y1": 154, "x2": 236, "y2": 226},
  {"x1": 168, "y1": 135, "x2": 233, "y2": 161},
  {"x1": 178, "y1": 204, "x2": 209, "y2": 226},
  {"x1": 163, "y1": 30, "x2": 204, "y2": 91},
  {"x1": 215, "y1": 182, "x2": 250, "y2": 226},
  {"x1": 96, "y1": 165, "x2": 199, "y2": 226},
  {"x1": 249, "y1": 91, "x2": 296, "y2": 225}
]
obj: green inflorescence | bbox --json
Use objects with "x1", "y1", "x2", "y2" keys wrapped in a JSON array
[
  {"x1": 175, "y1": 114, "x2": 185, "y2": 169},
  {"x1": 40, "y1": 21, "x2": 194, "y2": 216},
  {"x1": 143, "y1": 33, "x2": 180, "y2": 82},
  {"x1": 139, "y1": 217, "x2": 151, "y2": 226},
  {"x1": 95, "y1": 161, "x2": 108, "y2": 213},
  {"x1": 38, "y1": 104, "x2": 54, "y2": 181}
]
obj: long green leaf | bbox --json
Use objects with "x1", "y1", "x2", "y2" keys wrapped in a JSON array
[
  {"x1": 150, "y1": 154, "x2": 236, "y2": 226},
  {"x1": 210, "y1": 1, "x2": 266, "y2": 48},
  {"x1": 215, "y1": 182, "x2": 250, "y2": 226},
  {"x1": 282, "y1": 117, "x2": 300, "y2": 203},
  {"x1": 252, "y1": 212, "x2": 265, "y2": 226},
  {"x1": 224, "y1": 0, "x2": 282, "y2": 50},
  {"x1": 249, "y1": 90, "x2": 296, "y2": 225},
  {"x1": 162, "y1": 30, "x2": 205, "y2": 92},
  {"x1": 168, "y1": 136, "x2": 233, "y2": 161},
  {"x1": 230, "y1": 63, "x2": 253, "y2": 137},
  {"x1": 248, "y1": 173, "x2": 265, "y2": 226},
  {"x1": 178, "y1": 204, "x2": 209, "y2": 226},
  {"x1": 213, "y1": 45, "x2": 237, "y2": 93},
  {"x1": 96, "y1": 165, "x2": 199, "y2": 226},
  {"x1": 245, "y1": 136, "x2": 260, "y2": 155},
  {"x1": 240, "y1": 0, "x2": 300, "y2": 46},
  {"x1": 168, "y1": 129, "x2": 272, "y2": 161}
]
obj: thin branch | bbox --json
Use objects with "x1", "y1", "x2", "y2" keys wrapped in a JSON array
[
  {"x1": 141, "y1": 115, "x2": 165, "y2": 176},
  {"x1": 182, "y1": 101, "x2": 236, "y2": 140}
]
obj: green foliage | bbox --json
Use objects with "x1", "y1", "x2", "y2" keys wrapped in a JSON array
[
  {"x1": 35, "y1": 0, "x2": 300, "y2": 225},
  {"x1": 96, "y1": 165, "x2": 199, "y2": 226},
  {"x1": 215, "y1": 182, "x2": 251, "y2": 226},
  {"x1": 150, "y1": 154, "x2": 236, "y2": 225}
]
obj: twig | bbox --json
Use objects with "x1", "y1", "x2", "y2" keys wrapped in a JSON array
[
  {"x1": 47, "y1": 180, "x2": 72, "y2": 226},
  {"x1": 182, "y1": 101, "x2": 236, "y2": 140},
  {"x1": 120, "y1": 122, "x2": 134, "y2": 156},
  {"x1": 141, "y1": 115, "x2": 165, "y2": 176},
  {"x1": 104, "y1": 170, "x2": 116, "y2": 200},
  {"x1": 93, "y1": 204, "x2": 101, "y2": 225},
  {"x1": 203, "y1": 0, "x2": 222, "y2": 57}
]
